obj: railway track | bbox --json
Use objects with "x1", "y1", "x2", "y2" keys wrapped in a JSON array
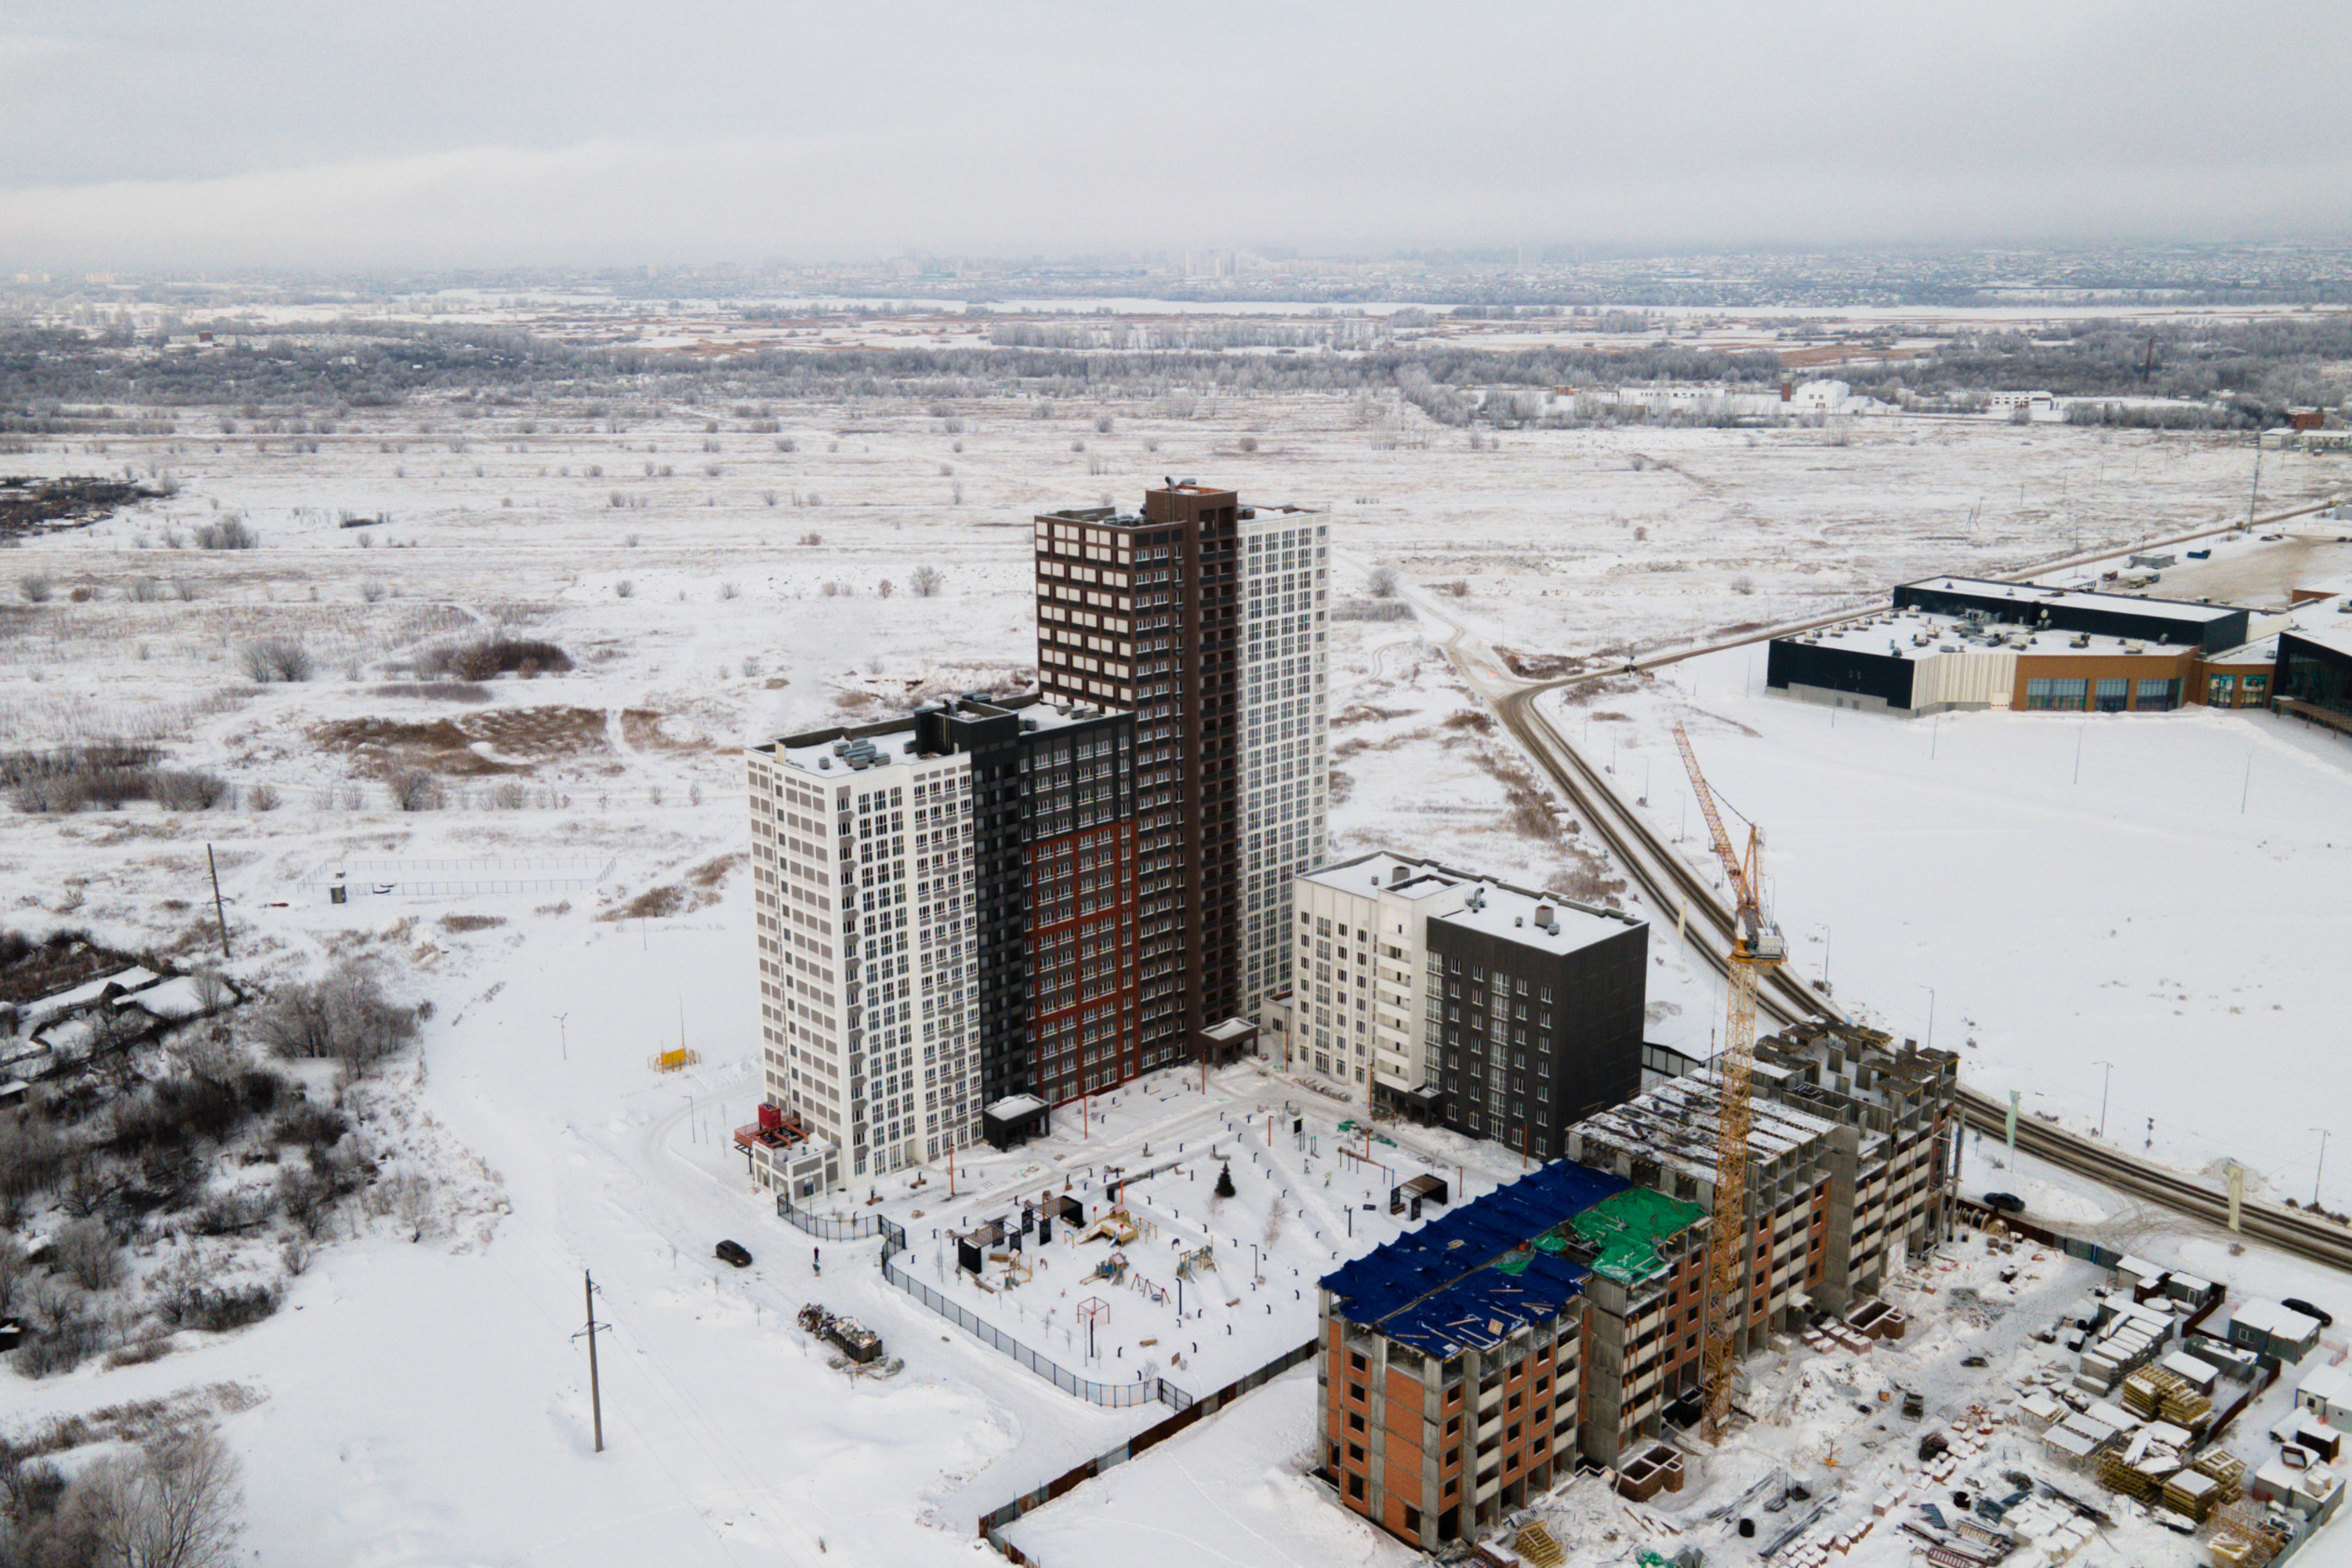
[{"x1": 1445, "y1": 619, "x2": 2352, "y2": 1276}]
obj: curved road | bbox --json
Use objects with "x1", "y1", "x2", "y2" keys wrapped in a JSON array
[{"x1": 1388, "y1": 518, "x2": 2352, "y2": 1276}]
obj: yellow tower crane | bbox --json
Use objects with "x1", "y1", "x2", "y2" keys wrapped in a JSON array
[{"x1": 1672, "y1": 721, "x2": 1787, "y2": 1443}]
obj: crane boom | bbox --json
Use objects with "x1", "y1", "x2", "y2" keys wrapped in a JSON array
[{"x1": 1671, "y1": 723, "x2": 1785, "y2": 1443}]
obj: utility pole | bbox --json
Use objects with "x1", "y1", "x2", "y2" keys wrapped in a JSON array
[
  {"x1": 579, "y1": 1270, "x2": 606, "y2": 1454},
  {"x1": 205, "y1": 844, "x2": 230, "y2": 959},
  {"x1": 2093, "y1": 1060, "x2": 2113, "y2": 1138},
  {"x1": 2315, "y1": 1127, "x2": 2331, "y2": 1210},
  {"x1": 554, "y1": 1013, "x2": 568, "y2": 1062},
  {"x1": 2248, "y1": 445, "x2": 2263, "y2": 530}
]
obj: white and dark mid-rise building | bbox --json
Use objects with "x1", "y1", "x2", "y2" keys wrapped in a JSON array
[
  {"x1": 1268, "y1": 853, "x2": 1646, "y2": 1159},
  {"x1": 1238, "y1": 506, "x2": 1330, "y2": 1003},
  {"x1": 747, "y1": 722, "x2": 978, "y2": 1182}
]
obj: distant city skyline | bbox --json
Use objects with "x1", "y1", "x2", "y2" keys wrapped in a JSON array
[{"x1": 3, "y1": 2, "x2": 2348, "y2": 269}]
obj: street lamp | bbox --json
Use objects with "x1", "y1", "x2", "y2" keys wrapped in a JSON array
[
  {"x1": 1917, "y1": 985, "x2": 1936, "y2": 1053},
  {"x1": 2316, "y1": 1127, "x2": 2332, "y2": 1210},
  {"x1": 2092, "y1": 1060, "x2": 2113, "y2": 1139},
  {"x1": 554, "y1": 1013, "x2": 569, "y2": 1062},
  {"x1": 1815, "y1": 925, "x2": 1832, "y2": 993}
]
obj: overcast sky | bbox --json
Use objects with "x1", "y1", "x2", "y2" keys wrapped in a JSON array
[{"x1": 3, "y1": 1, "x2": 2347, "y2": 271}]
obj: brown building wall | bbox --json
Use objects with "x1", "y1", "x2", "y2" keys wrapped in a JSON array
[
  {"x1": 2010, "y1": 651, "x2": 2196, "y2": 712},
  {"x1": 1023, "y1": 820, "x2": 1136, "y2": 1102},
  {"x1": 1035, "y1": 486, "x2": 1244, "y2": 1084}
]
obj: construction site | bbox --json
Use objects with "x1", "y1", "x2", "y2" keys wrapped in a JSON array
[{"x1": 1279, "y1": 721, "x2": 2349, "y2": 1568}]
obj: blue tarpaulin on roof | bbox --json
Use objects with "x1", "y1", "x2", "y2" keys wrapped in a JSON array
[{"x1": 1319, "y1": 1160, "x2": 1630, "y2": 1357}]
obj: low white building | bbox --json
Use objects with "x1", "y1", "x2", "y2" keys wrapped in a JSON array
[{"x1": 2300, "y1": 1364, "x2": 2352, "y2": 1429}]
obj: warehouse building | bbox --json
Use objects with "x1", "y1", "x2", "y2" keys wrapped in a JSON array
[
  {"x1": 1764, "y1": 576, "x2": 2318, "y2": 717},
  {"x1": 1891, "y1": 577, "x2": 2251, "y2": 653}
]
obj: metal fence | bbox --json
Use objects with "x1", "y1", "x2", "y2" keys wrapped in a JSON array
[
  {"x1": 777, "y1": 1190, "x2": 1185, "y2": 1410},
  {"x1": 775, "y1": 1194, "x2": 901, "y2": 1243},
  {"x1": 978, "y1": 1337, "x2": 1319, "y2": 1557},
  {"x1": 882, "y1": 1255, "x2": 1169, "y2": 1410}
]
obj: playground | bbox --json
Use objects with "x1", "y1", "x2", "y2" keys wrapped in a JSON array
[{"x1": 844, "y1": 1059, "x2": 1544, "y2": 1396}]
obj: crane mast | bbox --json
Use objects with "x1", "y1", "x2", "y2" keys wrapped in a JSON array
[{"x1": 1672, "y1": 723, "x2": 1786, "y2": 1443}]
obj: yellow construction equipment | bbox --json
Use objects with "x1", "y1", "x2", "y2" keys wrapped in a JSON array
[{"x1": 1673, "y1": 722, "x2": 1786, "y2": 1443}]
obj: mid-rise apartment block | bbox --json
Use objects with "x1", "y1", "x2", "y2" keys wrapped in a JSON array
[
  {"x1": 1034, "y1": 484, "x2": 1327, "y2": 1091},
  {"x1": 1319, "y1": 1161, "x2": 1707, "y2": 1549},
  {"x1": 1269, "y1": 854, "x2": 1646, "y2": 1158},
  {"x1": 746, "y1": 722, "x2": 978, "y2": 1182},
  {"x1": 1752, "y1": 1021, "x2": 1957, "y2": 1284}
]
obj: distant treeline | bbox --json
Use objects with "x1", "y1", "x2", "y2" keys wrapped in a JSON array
[{"x1": 0, "y1": 314, "x2": 2343, "y2": 426}]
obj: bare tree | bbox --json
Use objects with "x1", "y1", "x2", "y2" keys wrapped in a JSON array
[
  {"x1": 80, "y1": 1430, "x2": 245, "y2": 1568},
  {"x1": 20, "y1": 574, "x2": 53, "y2": 603},
  {"x1": 1367, "y1": 565, "x2": 1400, "y2": 598},
  {"x1": 250, "y1": 961, "x2": 419, "y2": 1066},
  {"x1": 238, "y1": 637, "x2": 313, "y2": 684},
  {"x1": 909, "y1": 564, "x2": 943, "y2": 598},
  {"x1": 55, "y1": 1216, "x2": 121, "y2": 1291}
]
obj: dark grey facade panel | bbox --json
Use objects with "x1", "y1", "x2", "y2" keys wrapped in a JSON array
[
  {"x1": 2278, "y1": 632, "x2": 2352, "y2": 716},
  {"x1": 1766, "y1": 639, "x2": 1916, "y2": 709},
  {"x1": 1424, "y1": 917, "x2": 1646, "y2": 1157},
  {"x1": 1893, "y1": 583, "x2": 2246, "y2": 654}
]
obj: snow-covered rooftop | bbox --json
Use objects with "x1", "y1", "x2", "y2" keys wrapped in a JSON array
[
  {"x1": 1569, "y1": 1069, "x2": 1841, "y2": 1189},
  {"x1": 1794, "y1": 610, "x2": 2197, "y2": 665},
  {"x1": 1907, "y1": 575, "x2": 2243, "y2": 626},
  {"x1": 1302, "y1": 853, "x2": 1641, "y2": 956}
]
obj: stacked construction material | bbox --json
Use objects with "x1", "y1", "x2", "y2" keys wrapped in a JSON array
[
  {"x1": 2161, "y1": 1468, "x2": 2221, "y2": 1523},
  {"x1": 2123, "y1": 1365, "x2": 2215, "y2": 1436},
  {"x1": 1512, "y1": 1520, "x2": 1566, "y2": 1567},
  {"x1": 2191, "y1": 1448, "x2": 2248, "y2": 1503}
]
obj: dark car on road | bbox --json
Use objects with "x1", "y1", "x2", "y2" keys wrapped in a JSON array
[
  {"x1": 1981, "y1": 1192, "x2": 2026, "y2": 1214},
  {"x1": 2284, "y1": 1297, "x2": 2333, "y2": 1327},
  {"x1": 715, "y1": 1240, "x2": 753, "y2": 1268}
]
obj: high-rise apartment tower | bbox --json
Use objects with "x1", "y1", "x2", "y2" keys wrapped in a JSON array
[
  {"x1": 747, "y1": 722, "x2": 978, "y2": 1180},
  {"x1": 1034, "y1": 484, "x2": 1327, "y2": 1085}
]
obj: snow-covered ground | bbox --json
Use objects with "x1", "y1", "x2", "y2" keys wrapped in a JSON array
[
  {"x1": 5, "y1": 381, "x2": 2347, "y2": 1566},
  {"x1": 1551, "y1": 655, "x2": 2352, "y2": 1212}
]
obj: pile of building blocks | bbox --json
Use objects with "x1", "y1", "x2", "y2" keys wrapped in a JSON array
[
  {"x1": 2069, "y1": 1289, "x2": 2186, "y2": 1396},
  {"x1": 2120, "y1": 1365, "x2": 2213, "y2": 1436}
]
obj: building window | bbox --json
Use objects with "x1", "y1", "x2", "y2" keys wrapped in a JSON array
[
  {"x1": 2025, "y1": 677, "x2": 2089, "y2": 711},
  {"x1": 2096, "y1": 677, "x2": 2129, "y2": 713}
]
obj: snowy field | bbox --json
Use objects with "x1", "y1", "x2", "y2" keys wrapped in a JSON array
[
  {"x1": 4, "y1": 379, "x2": 2348, "y2": 1565},
  {"x1": 1550, "y1": 657, "x2": 2352, "y2": 1212}
]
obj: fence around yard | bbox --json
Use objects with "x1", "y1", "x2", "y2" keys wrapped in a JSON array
[{"x1": 774, "y1": 1192, "x2": 1189, "y2": 1410}]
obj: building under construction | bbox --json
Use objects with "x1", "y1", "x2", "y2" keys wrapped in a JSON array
[{"x1": 1319, "y1": 1023, "x2": 1958, "y2": 1551}]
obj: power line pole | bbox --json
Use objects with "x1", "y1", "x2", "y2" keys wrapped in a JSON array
[
  {"x1": 575, "y1": 1270, "x2": 606, "y2": 1454},
  {"x1": 205, "y1": 844, "x2": 230, "y2": 960}
]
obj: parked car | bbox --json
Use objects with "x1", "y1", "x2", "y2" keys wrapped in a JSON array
[
  {"x1": 1981, "y1": 1192, "x2": 2026, "y2": 1214},
  {"x1": 2283, "y1": 1297, "x2": 2334, "y2": 1327},
  {"x1": 715, "y1": 1240, "x2": 753, "y2": 1268}
]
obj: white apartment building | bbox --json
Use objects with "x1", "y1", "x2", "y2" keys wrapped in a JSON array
[
  {"x1": 747, "y1": 724, "x2": 979, "y2": 1185},
  {"x1": 1272, "y1": 851, "x2": 1468, "y2": 1103},
  {"x1": 1239, "y1": 509, "x2": 1330, "y2": 1006}
]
